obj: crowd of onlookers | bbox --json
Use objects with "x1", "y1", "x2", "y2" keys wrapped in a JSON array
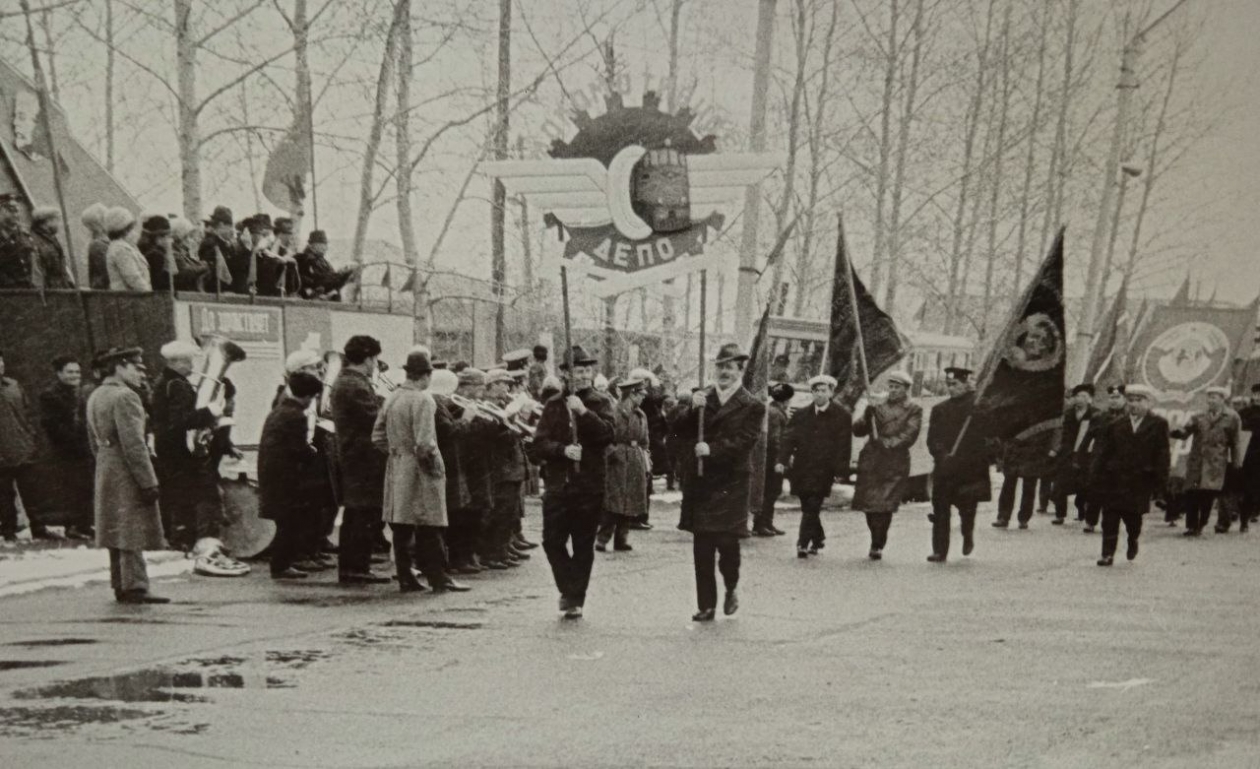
[{"x1": 0, "y1": 193, "x2": 357, "y2": 300}]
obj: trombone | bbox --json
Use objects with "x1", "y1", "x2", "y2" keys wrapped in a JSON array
[{"x1": 376, "y1": 360, "x2": 400, "y2": 393}]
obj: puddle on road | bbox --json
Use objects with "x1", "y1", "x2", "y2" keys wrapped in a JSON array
[
  {"x1": 379, "y1": 619, "x2": 483, "y2": 630},
  {"x1": 0, "y1": 705, "x2": 152, "y2": 737},
  {"x1": 5, "y1": 638, "x2": 98, "y2": 648},
  {"x1": 0, "y1": 661, "x2": 66, "y2": 671}
]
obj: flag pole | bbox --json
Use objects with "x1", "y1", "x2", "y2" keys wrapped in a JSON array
[
  {"x1": 697, "y1": 269, "x2": 707, "y2": 477},
  {"x1": 560, "y1": 265, "x2": 578, "y2": 474}
]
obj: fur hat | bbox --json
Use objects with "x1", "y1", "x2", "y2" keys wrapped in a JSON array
[
  {"x1": 81, "y1": 202, "x2": 107, "y2": 231},
  {"x1": 31, "y1": 206, "x2": 60, "y2": 224},
  {"x1": 142, "y1": 215, "x2": 172, "y2": 235},
  {"x1": 430, "y1": 369, "x2": 458, "y2": 396},
  {"x1": 288, "y1": 371, "x2": 323, "y2": 399},
  {"x1": 308, "y1": 229, "x2": 328, "y2": 245},
  {"x1": 285, "y1": 349, "x2": 322, "y2": 374},
  {"x1": 104, "y1": 206, "x2": 136, "y2": 237}
]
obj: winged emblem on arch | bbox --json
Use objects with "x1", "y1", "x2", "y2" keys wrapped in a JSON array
[{"x1": 481, "y1": 147, "x2": 784, "y2": 242}]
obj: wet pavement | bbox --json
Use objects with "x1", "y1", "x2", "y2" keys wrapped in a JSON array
[{"x1": 1, "y1": 491, "x2": 1259, "y2": 768}]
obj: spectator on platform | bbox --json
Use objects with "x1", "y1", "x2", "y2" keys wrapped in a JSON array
[
  {"x1": 139, "y1": 215, "x2": 175, "y2": 292},
  {"x1": 296, "y1": 230, "x2": 355, "y2": 301},
  {"x1": 30, "y1": 207, "x2": 75, "y2": 289},
  {"x1": 82, "y1": 203, "x2": 111, "y2": 290},
  {"x1": 0, "y1": 192, "x2": 35, "y2": 289},
  {"x1": 197, "y1": 206, "x2": 237, "y2": 294},
  {"x1": 166, "y1": 215, "x2": 209, "y2": 291},
  {"x1": 104, "y1": 207, "x2": 150, "y2": 292},
  {"x1": 1, "y1": 350, "x2": 58, "y2": 543}
]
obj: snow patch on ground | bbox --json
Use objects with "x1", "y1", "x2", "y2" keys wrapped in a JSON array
[{"x1": 0, "y1": 547, "x2": 191, "y2": 598}]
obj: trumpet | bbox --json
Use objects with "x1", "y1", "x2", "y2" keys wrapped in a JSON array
[{"x1": 376, "y1": 360, "x2": 400, "y2": 393}]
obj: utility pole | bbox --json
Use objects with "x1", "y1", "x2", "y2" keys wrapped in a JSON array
[
  {"x1": 1071, "y1": 0, "x2": 1191, "y2": 381},
  {"x1": 732, "y1": 0, "x2": 777, "y2": 344},
  {"x1": 1099, "y1": 164, "x2": 1142, "y2": 319},
  {"x1": 491, "y1": 0, "x2": 511, "y2": 360}
]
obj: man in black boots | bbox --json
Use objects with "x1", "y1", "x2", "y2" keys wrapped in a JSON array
[
  {"x1": 754, "y1": 383, "x2": 793, "y2": 537},
  {"x1": 926, "y1": 367, "x2": 990, "y2": 562},
  {"x1": 530, "y1": 345, "x2": 615, "y2": 620},
  {"x1": 779, "y1": 375, "x2": 851, "y2": 556},
  {"x1": 1089, "y1": 384, "x2": 1170, "y2": 566},
  {"x1": 670, "y1": 343, "x2": 765, "y2": 622}
]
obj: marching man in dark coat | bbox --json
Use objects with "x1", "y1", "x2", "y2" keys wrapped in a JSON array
[
  {"x1": 259, "y1": 371, "x2": 323, "y2": 579},
  {"x1": 1089, "y1": 384, "x2": 1170, "y2": 566},
  {"x1": 1238, "y1": 384, "x2": 1260, "y2": 530},
  {"x1": 926, "y1": 367, "x2": 990, "y2": 562},
  {"x1": 86, "y1": 347, "x2": 168, "y2": 603},
  {"x1": 754, "y1": 383, "x2": 793, "y2": 537},
  {"x1": 330, "y1": 335, "x2": 391, "y2": 584},
  {"x1": 530, "y1": 345, "x2": 615, "y2": 620},
  {"x1": 670, "y1": 343, "x2": 766, "y2": 622},
  {"x1": 1051, "y1": 383, "x2": 1101, "y2": 528},
  {"x1": 780, "y1": 375, "x2": 852, "y2": 557},
  {"x1": 852, "y1": 370, "x2": 922, "y2": 560}
]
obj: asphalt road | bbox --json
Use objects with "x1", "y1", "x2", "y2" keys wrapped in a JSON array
[{"x1": 0, "y1": 490, "x2": 1258, "y2": 769}]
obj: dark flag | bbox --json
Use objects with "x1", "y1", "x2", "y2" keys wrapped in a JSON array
[
  {"x1": 969, "y1": 226, "x2": 1066, "y2": 445},
  {"x1": 742, "y1": 300, "x2": 773, "y2": 392},
  {"x1": 1083, "y1": 277, "x2": 1128, "y2": 385},
  {"x1": 826, "y1": 217, "x2": 904, "y2": 404}
]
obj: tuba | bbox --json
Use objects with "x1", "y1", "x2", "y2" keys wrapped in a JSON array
[{"x1": 188, "y1": 335, "x2": 247, "y2": 454}]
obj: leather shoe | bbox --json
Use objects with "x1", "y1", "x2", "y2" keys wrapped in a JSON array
[
  {"x1": 692, "y1": 608, "x2": 715, "y2": 622},
  {"x1": 508, "y1": 547, "x2": 531, "y2": 560},
  {"x1": 1097, "y1": 556, "x2": 1114, "y2": 567},
  {"x1": 771, "y1": 527, "x2": 787, "y2": 536},
  {"x1": 399, "y1": 580, "x2": 427, "y2": 593},
  {"x1": 723, "y1": 590, "x2": 738, "y2": 616},
  {"x1": 481, "y1": 560, "x2": 510, "y2": 570},
  {"x1": 433, "y1": 579, "x2": 471, "y2": 593},
  {"x1": 1018, "y1": 522, "x2": 1029, "y2": 530},
  {"x1": 1082, "y1": 526, "x2": 1095, "y2": 533},
  {"x1": 991, "y1": 520, "x2": 1009, "y2": 529},
  {"x1": 338, "y1": 572, "x2": 390, "y2": 585},
  {"x1": 927, "y1": 553, "x2": 946, "y2": 563},
  {"x1": 868, "y1": 549, "x2": 882, "y2": 560},
  {"x1": 629, "y1": 521, "x2": 653, "y2": 531},
  {"x1": 514, "y1": 535, "x2": 539, "y2": 549},
  {"x1": 563, "y1": 605, "x2": 584, "y2": 620},
  {"x1": 595, "y1": 543, "x2": 607, "y2": 553},
  {"x1": 1126, "y1": 541, "x2": 1139, "y2": 561},
  {"x1": 117, "y1": 591, "x2": 170, "y2": 604},
  {"x1": 1051, "y1": 518, "x2": 1065, "y2": 526},
  {"x1": 614, "y1": 542, "x2": 633, "y2": 552},
  {"x1": 271, "y1": 567, "x2": 309, "y2": 579},
  {"x1": 752, "y1": 527, "x2": 776, "y2": 537},
  {"x1": 962, "y1": 535, "x2": 974, "y2": 556},
  {"x1": 797, "y1": 547, "x2": 808, "y2": 559}
]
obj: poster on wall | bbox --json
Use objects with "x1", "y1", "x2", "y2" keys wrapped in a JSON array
[{"x1": 178, "y1": 302, "x2": 285, "y2": 448}]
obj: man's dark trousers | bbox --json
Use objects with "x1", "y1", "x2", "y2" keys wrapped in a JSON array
[
  {"x1": 931, "y1": 497, "x2": 975, "y2": 556},
  {"x1": 543, "y1": 492, "x2": 601, "y2": 606},
  {"x1": 1100, "y1": 507, "x2": 1144, "y2": 557},
  {"x1": 692, "y1": 531, "x2": 740, "y2": 611},
  {"x1": 797, "y1": 494, "x2": 825, "y2": 548}
]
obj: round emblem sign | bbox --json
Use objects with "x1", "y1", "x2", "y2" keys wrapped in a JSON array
[
  {"x1": 1002, "y1": 313, "x2": 1064, "y2": 373},
  {"x1": 1139, "y1": 321, "x2": 1231, "y2": 402}
]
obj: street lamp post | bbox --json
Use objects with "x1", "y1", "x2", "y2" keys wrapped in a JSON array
[
  {"x1": 1069, "y1": 0, "x2": 1191, "y2": 382},
  {"x1": 1097, "y1": 163, "x2": 1143, "y2": 318}
]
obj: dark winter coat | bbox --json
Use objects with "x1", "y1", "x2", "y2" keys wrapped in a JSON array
[
  {"x1": 330, "y1": 367, "x2": 386, "y2": 508},
  {"x1": 433, "y1": 394, "x2": 471, "y2": 511},
  {"x1": 1239, "y1": 404, "x2": 1260, "y2": 497},
  {"x1": 39, "y1": 382, "x2": 91, "y2": 460},
  {"x1": 604, "y1": 401, "x2": 650, "y2": 518},
  {"x1": 781, "y1": 401, "x2": 852, "y2": 498},
  {"x1": 296, "y1": 249, "x2": 353, "y2": 300},
  {"x1": 258, "y1": 396, "x2": 319, "y2": 522},
  {"x1": 88, "y1": 236, "x2": 110, "y2": 290},
  {"x1": 669, "y1": 386, "x2": 765, "y2": 534},
  {"x1": 1054, "y1": 403, "x2": 1100, "y2": 495},
  {"x1": 852, "y1": 398, "x2": 922, "y2": 513},
  {"x1": 149, "y1": 368, "x2": 217, "y2": 465},
  {"x1": 197, "y1": 232, "x2": 237, "y2": 294},
  {"x1": 0, "y1": 222, "x2": 35, "y2": 289},
  {"x1": 927, "y1": 391, "x2": 992, "y2": 504},
  {"x1": 1090, "y1": 411, "x2": 1171, "y2": 513},
  {"x1": 31, "y1": 229, "x2": 74, "y2": 289},
  {"x1": 531, "y1": 386, "x2": 616, "y2": 500}
]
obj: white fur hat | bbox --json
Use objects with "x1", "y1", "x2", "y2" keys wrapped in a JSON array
[
  {"x1": 103, "y1": 206, "x2": 135, "y2": 236},
  {"x1": 160, "y1": 340, "x2": 200, "y2": 361},
  {"x1": 285, "y1": 349, "x2": 322, "y2": 374}
]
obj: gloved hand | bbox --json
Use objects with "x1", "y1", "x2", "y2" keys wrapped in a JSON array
[{"x1": 140, "y1": 486, "x2": 160, "y2": 505}]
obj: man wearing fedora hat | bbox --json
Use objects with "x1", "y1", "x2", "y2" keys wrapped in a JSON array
[
  {"x1": 198, "y1": 206, "x2": 238, "y2": 294},
  {"x1": 1171, "y1": 385, "x2": 1242, "y2": 536},
  {"x1": 779, "y1": 374, "x2": 852, "y2": 555},
  {"x1": 372, "y1": 348, "x2": 470, "y2": 593},
  {"x1": 669, "y1": 342, "x2": 765, "y2": 621},
  {"x1": 531, "y1": 344, "x2": 615, "y2": 619},
  {"x1": 296, "y1": 230, "x2": 356, "y2": 301},
  {"x1": 1089, "y1": 384, "x2": 1170, "y2": 565}
]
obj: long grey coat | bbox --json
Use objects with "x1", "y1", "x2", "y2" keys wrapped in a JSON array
[
  {"x1": 604, "y1": 401, "x2": 650, "y2": 518},
  {"x1": 372, "y1": 382, "x2": 447, "y2": 527},
  {"x1": 86, "y1": 379, "x2": 164, "y2": 551},
  {"x1": 852, "y1": 398, "x2": 923, "y2": 514},
  {"x1": 1174, "y1": 408, "x2": 1241, "y2": 492}
]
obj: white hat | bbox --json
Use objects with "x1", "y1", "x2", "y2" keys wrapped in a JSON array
[
  {"x1": 886, "y1": 370, "x2": 913, "y2": 387},
  {"x1": 103, "y1": 206, "x2": 135, "y2": 236},
  {"x1": 1205, "y1": 386, "x2": 1230, "y2": 398},
  {"x1": 628, "y1": 367, "x2": 658, "y2": 387},
  {"x1": 160, "y1": 340, "x2": 200, "y2": 361},
  {"x1": 594, "y1": 374, "x2": 609, "y2": 390},
  {"x1": 1125, "y1": 384, "x2": 1155, "y2": 399},
  {"x1": 807, "y1": 374, "x2": 838, "y2": 390},
  {"x1": 81, "y1": 202, "x2": 107, "y2": 229},
  {"x1": 430, "y1": 369, "x2": 458, "y2": 396},
  {"x1": 285, "y1": 349, "x2": 322, "y2": 374},
  {"x1": 485, "y1": 368, "x2": 514, "y2": 385},
  {"x1": 31, "y1": 206, "x2": 59, "y2": 224}
]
